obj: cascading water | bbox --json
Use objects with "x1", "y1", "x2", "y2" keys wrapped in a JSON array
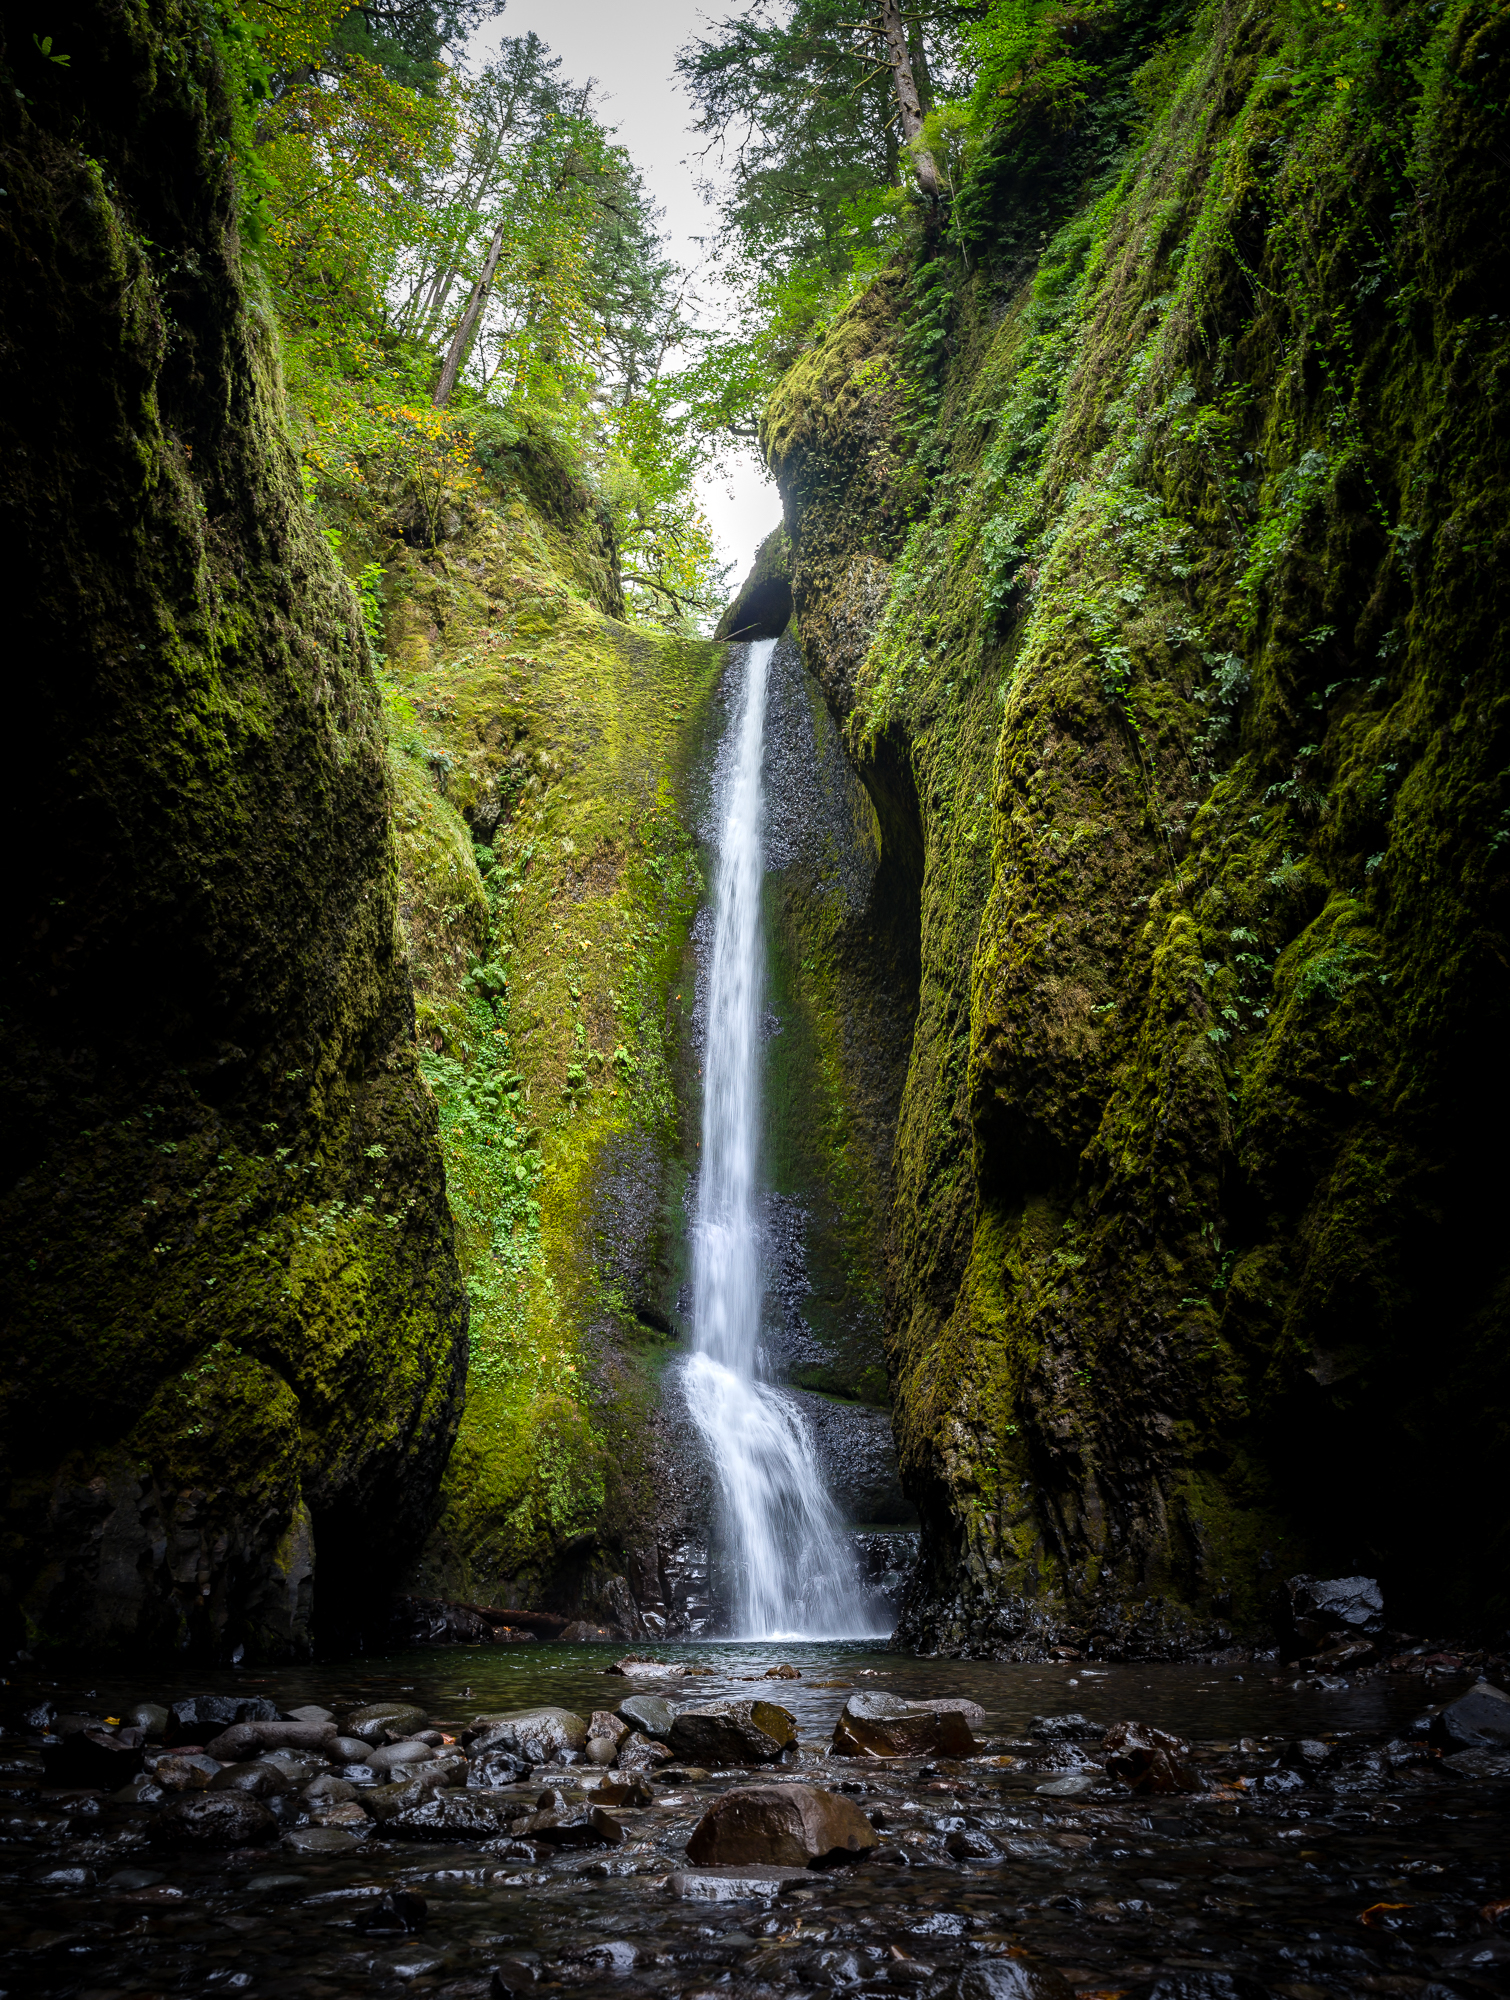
[{"x1": 682, "y1": 637, "x2": 885, "y2": 1641}]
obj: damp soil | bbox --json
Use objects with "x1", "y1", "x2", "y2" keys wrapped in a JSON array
[{"x1": 2, "y1": 1641, "x2": 1507, "y2": 2000}]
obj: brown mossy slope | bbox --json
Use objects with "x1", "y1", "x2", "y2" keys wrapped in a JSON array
[
  {"x1": 765, "y1": 0, "x2": 1510, "y2": 1653},
  {"x1": 0, "y1": 1, "x2": 467, "y2": 1660}
]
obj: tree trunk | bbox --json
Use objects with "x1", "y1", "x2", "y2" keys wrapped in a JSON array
[
  {"x1": 432, "y1": 216, "x2": 507, "y2": 408},
  {"x1": 877, "y1": 0, "x2": 940, "y2": 199}
]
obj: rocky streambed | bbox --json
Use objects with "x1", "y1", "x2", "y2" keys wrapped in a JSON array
[{"x1": 1, "y1": 1641, "x2": 1508, "y2": 2000}]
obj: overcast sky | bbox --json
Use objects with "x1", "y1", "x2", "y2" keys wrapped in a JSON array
[{"x1": 467, "y1": 0, "x2": 782, "y2": 593}]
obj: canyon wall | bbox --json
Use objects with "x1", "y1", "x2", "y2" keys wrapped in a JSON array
[{"x1": 764, "y1": 0, "x2": 1510, "y2": 1653}]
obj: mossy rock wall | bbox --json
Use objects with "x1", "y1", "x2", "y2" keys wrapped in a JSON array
[
  {"x1": 344, "y1": 473, "x2": 726, "y2": 1628},
  {"x1": 0, "y1": 0, "x2": 468, "y2": 1660},
  {"x1": 764, "y1": 0, "x2": 1510, "y2": 1653}
]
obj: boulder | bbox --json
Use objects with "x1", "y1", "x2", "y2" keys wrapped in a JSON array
[
  {"x1": 149, "y1": 1792, "x2": 279, "y2": 1847},
  {"x1": 830, "y1": 1693, "x2": 976, "y2": 1759},
  {"x1": 763, "y1": 1664, "x2": 801, "y2": 1679},
  {"x1": 589, "y1": 1711, "x2": 631, "y2": 1749},
  {"x1": 42, "y1": 1730, "x2": 145, "y2": 1788},
  {"x1": 669, "y1": 1700, "x2": 796, "y2": 1766},
  {"x1": 328, "y1": 1736, "x2": 375, "y2": 1765},
  {"x1": 165, "y1": 1696, "x2": 279, "y2": 1745},
  {"x1": 522, "y1": 1803, "x2": 625, "y2": 1848},
  {"x1": 204, "y1": 1720, "x2": 337, "y2": 1762},
  {"x1": 686, "y1": 1783, "x2": 876, "y2": 1868},
  {"x1": 618, "y1": 1695, "x2": 676, "y2": 1739},
  {"x1": 937, "y1": 1961, "x2": 1077, "y2": 2000},
  {"x1": 363, "y1": 1767, "x2": 462, "y2": 1822},
  {"x1": 128, "y1": 1703, "x2": 169, "y2": 1740},
  {"x1": 367, "y1": 1740, "x2": 440, "y2": 1776},
  {"x1": 470, "y1": 1745, "x2": 531, "y2": 1788},
  {"x1": 1029, "y1": 1713, "x2": 1101, "y2": 1741},
  {"x1": 606, "y1": 1655, "x2": 693, "y2": 1678},
  {"x1": 468, "y1": 1707, "x2": 588, "y2": 1766},
  {"x1": 1103, "y1": 1721, "x2": 1199, "y2": 1795},
  {"x1": 152, "y1": 1755, "x2": 217, "y2": 1792},
  {"x1": 344, "y1": 1702, "x2": 429, "y2": 1744},
  {"x1": 387, "y1": 1789, "x2": 528, "y2": 1840},
  {"x1": 1274, "y1": 1574, "x2": 1384, "y2": 1658},
  {"x1": 669, "y1": 1864, "x2": 811, "y2": 1900},
  {"x1": 1428, "y1": 1681, "x2": 1510, "y2": 1751},
  {"x1": 210, "y1": 1763, "x2": 292, "y2": 1799},
  {"x1": 617, "y1": 1732, "x2": 673, "y2": 1772}
]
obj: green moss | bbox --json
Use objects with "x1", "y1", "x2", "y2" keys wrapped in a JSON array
[
  {"x1": 0, "y1": 0, "x2": 467, "y2": 1661},
  {"x1": 765, "y1": 0, "x2": 1510, "y2": 1650}
]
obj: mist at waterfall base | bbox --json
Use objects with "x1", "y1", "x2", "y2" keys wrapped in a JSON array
[{"x1": 682, "y1": 639, "x2": 887, "y2": 1642}]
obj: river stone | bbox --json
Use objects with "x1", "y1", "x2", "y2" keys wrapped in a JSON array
[
  {"x1": 668, "y1": 1700, "x2": 795, "y2": 1766},
  {"x1": 938, "y1": 1959, "x2": 1077, "y2": 1999},
  {"x1": 345, "y1": 1702, "x2": 429, "y2": 1744},
  {"x1": 522, "y1": 1803, "x2": 625, "y2": 1848},
  {"x1": 1428, "y1": 1681, "x2": 1510, "y2": 1751},
  {"x1": 669, "y1": 1864, "x2": 812, "y2": 1900},
  {"x1": 283, "y1": 1825, "x2": 365, "y2": 1853},
  {"x1": 304, "y1": 1774, "x2": 359, "y2": 1804},
  {"x1": 618, "y1": 1695, "x2": 676, "y2": 1739},
  {"x1": 830, "y1": 1694, "x2": 976, "y2": 1759},
  {"x1": 608, "y1": 1656, "x2": 693, "y2": 1678},
  {"x1": 165, "y1": 1696, "x2": 279, "y2": 1745},
  {"x1": 210, "y1": 1762, "x2": 292, "y2": 1799},
  {"x1": 686, "y1": 1783, "x2": 876, "y2": 1867},
  {"x1": 470, "y1": 1746, "x2": 531, "y2": 1788},
  {"x1": 149, "y1": 1792, "x2": 278, "y2": 1847},
  {"x1": 1104, "y1": 1721, "x2": 1198, "y2": 1795},
  {"x1": 1035, "y1": 1773, "x2": 1099, "y2": 1798},
  {"x1": 912, "y1": 1696, "x2": 986, "y2": 1726},
  {"x1": 1029, "y1": 1712, "x2": 1101, "y2": 1741},
  {"x1": 589, "y1": 1710, "x2": 631, "y2": 1749},
  {"x1": 128, "y1": 1703, "x2": 169, "y2": 1740},
  {"x1": 368, "y1": 1739, "x2": 438, "y2": 1775},
  {"x1": 617, "y1": 1732, "x2": 673, "y2": 1772},
  {"x1": 152, "y1": 1755, "x2": 217, "y2": 1792},
  {"x1": 285, "y1": 1704, "x2": 335, "y2": 1725},
  {"x1": 470, "y1": 1707, "x2": 588, "y2": 1766},
  {"x1": 387, "y1": 1789, "x2": 525, "y2": 1840},
  {"x1": 328, "y1": 1736, "x2": 374, "y2": 1765},
  {"x1": 204, "y1": 1720, "x2": 337, "y2": 1762}
]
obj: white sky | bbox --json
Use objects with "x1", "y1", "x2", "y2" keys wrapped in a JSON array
[{"x1": 468, "y1": 0, "x2": 783, "y2": 594}]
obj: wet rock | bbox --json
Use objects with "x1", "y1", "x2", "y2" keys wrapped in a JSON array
[
  {"x1": 1427, "y1": 1680, "x2": 1510, "y2": 1751},
  {"x1": 303, "y1": 1774, "x2": 359, "y2": 1804},
  {"x1": 283, "y1": 1825, "x2": 365, "y2": 1853},
  {"x1": 344, "y1": 1701, "x2": 430, "y2": 1743},
  {"x1": 105, "y1": 1867, "x2": 165, "y2": 1889},
  {"x1": 522, "y1": 1803, "x2": 625, "y2": 1847},
  {"x1": 128, "y1": 1703, "x2": 169, "y2": 1739},
  {"x1": 669, "y1": 1699, "x2": 796, "y2": 1765},
  {"x1": 149, "y1": 1791, "x2": 279, "y2": 1847},
  {"x1": 1127, "y1": 1975, "x2": 1273, "y2": 2000},
  {"x1": 1274, "y1": 1574, "x2": 1384, "y2": 1659},
  {"x1": 1104, "y1": 1721, "x2": 1199, "y2": 1795},
  {"x1": 285, "y1": 1704, "x2": 335, "y2": 1725},
  {"x1": 470, "y1": 1746, "x2": 531, "y2": 1787},
  {"x1": 686, "y1": 1782, "x2": 877, "y2": 1867},
  {"x1": 617, "y1": 1694, "x2": 676, "y2": 1738},
  {"x1": 328, "y1": 1735, "x2": 375, "y2": 1764},
  {"x1": 937, "y1": 1958, "x2": 1076, "y2": 1999},
  {"x1": 946, "y1": 1827, "x2": 1001, "y2": 1858},
  {"x1": 21, "y1": 1700, "x2": 57, "y2": 1731},
  {"x1": 388, "y1": 1788, "x2": 529, "y2": 1840},
  {"x1": 368, "y1": 1739, "x2": 440, "y2": 1775},
  {"x1": 763, "y1": 1664, "x2": 801, "y2": 1679},
  {"x1": 1281, "y1": 1738, "x2": 1332, "y2": 1772},
  {"x1": 584, "y1": 1737, "x2": 616, "y2": 1767},
  {"x1": 617, "y1": 1731, "x2": 672, "y2": 1771},
  {"x1": 468, "y1": 1706, "x2": 588, "y2": 1766},
  {"x1": 165, "y1": 1696, "x2": 279, "y2": 1744},
  {"x1": 606, "y1": 1655, "x2": 695, "y2": 1677},
  {"x1": 1029, "y1": 1713, "x2": 1101, "y2": 1741},
  {"x1": 147, "y1": 1753, "x2": 217, "y2": 1792},
  {"x1": 356, "y1": 1887, "x2": 428, "y2": 1933},
  {"x1": 1442, "y1": 1746, "x2": 1510, "y2": 1777},
  {"x1": 669, "y1": 1863, "x2": 812, "y2": 1900},
  {"x1": 830, "y1": 1693, "x2": 976, "y2": 1759},
  {"x1": 588, "y1": 1710, "x2": 630, "y2": 1749},
  {"x1": 492, "y1": 1959, "x2": 542, "y2": 1992},
  {"x1": 204, "y1": 1719, "x2": 337, "y2": 1761},
  {"x1": 1035, "y1": 1773, "x2": 1100, "y2": 1798},
  {"x1": 583, "y1": 1776, "x2": 653, "y2": 1807},
  {"x1": 42, "y1": 1729, "x2": 144, "y2": 1788},
  {"x1": 210, "y1": 1762, "x2": 292, "y2": 1799}
]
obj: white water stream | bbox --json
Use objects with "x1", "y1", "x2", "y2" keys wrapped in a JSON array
[{"x1": 683, "y1": 639, "x2": 884, "y2": 1640}]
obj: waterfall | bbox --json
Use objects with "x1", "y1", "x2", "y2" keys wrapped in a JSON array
[{"x1": 682, "y1": 637, "x2": 883, "y2": 1640}]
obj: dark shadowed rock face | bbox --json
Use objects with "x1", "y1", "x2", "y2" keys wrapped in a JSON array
[
  {"x1": 685, "y1": 1782, "x2": 877, "y2": 1868},
  {"x1": 0, "y1": 0, "x2": 467, "y2": 1663},
  {"x1": 830, "y1": 1693, "x2": 977, "y2": 1759}
]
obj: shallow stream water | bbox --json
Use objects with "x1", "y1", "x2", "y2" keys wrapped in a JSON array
[{"x1": 3, "y1": 1640, "x2": 1507, "y2": 2000}]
